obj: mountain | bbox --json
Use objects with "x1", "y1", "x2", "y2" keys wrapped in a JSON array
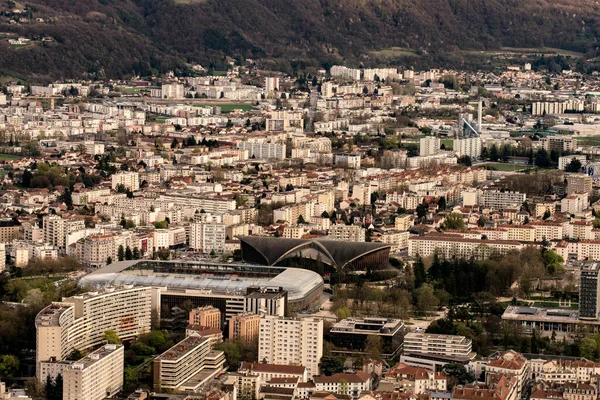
[{"x1": 1, "y1": 0, "x2": 599, "y2": 81}]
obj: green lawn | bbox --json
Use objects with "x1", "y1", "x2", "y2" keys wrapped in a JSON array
[
  {"x1": 441, "y1": 139, "x2": 453, "y2": 150},
  {"x1": 481, "y1": 162, "x2": 531, "y2": 172},
  {"x1": 194, "y1": 103, "x2": 254, "y2": 113},
  {"x1": 0, "y1": 154, "x2": 21, "y2": 160},
  {"x1": 574, "y1": 136, "x2": 600, "y2": 146}
]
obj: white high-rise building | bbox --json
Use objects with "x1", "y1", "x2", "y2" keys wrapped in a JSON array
[
  {"x1": 453, "y1": 137, "x2": 482, "y2": 159},
  {"x1": 189, "y1": 223, "x2": 226, "y2": 253},
  {"x1": 63, "y1": 344, "x2": 124, "y2": 400},
  {"x1": 161, "y1": 83, "x2": 185, "y2": 99},
  {"x1": 258, "y1": 316, "x2": 323, "y2": 377},
  {"x1": 419, "y1": 136, "x2": 440, "y2": 157},
  {"x1": 111, "y1": 171, "x2": 140, "y2": 192},
  {"x1": 265, "y1": 77, "x2": 280, "y2": 94}
]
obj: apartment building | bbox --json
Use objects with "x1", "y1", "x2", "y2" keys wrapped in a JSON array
[
  {"x1": 479, "y1": 190, "x2": 526, "y2": 210},
  {"x1": 335, "y1": 153, "x2": 361, "y2": 169},
  {"x1": 541, "y1": 136, "x2": 577, "y2": 153},
  {"x1": 419, "y1": 136, "x2": 440, "y2": 157},
  {"x1": 408, "y1": 234, "x2": 523, "y2": 259},
  {"x1": 382, "y1": 363, "x2": 447, "y2": 394},
  {"x1": 329, "y1": 224, "x2": 365, "y2": 242},
  {"x1": 313, "y1": 372, "x2": 372, "y2": 399},
  {"x1": 258, "y1": 316, "x2": 323, "y2": 377},
  {"x1": 273, "y1": 202, "x2": 313, "y2": 224},
  {"x1": 580, "y1": 262, "x2": 600, "y2": 320},
  {"x1": 63, "y1": 344, "x2": 124, "y2": 400},
  {"x1": 237, "y1": 140, "x2": 286, "y2": 160},
  {"x1": 266, "y1": 111, "x2": 304, "y2": 133},
  {"x1": 566, "y1": 174, "x2": 593, "y2": 195},
  {"x1": 111, "y1": 171, "x2": 140, "y2": 191},
  {"x1": 245, "y1": 287, "x2": 287, "y2": 317},
  {"x1": 229, "y1": 312, "x2": 261, "y2": 345},
  {"x1": 35, "y1": 286, "x2": 153, "y2": 379},
  {"x1": 485, "y1": 351, "x2": 530, "y2": 397},
  {"x1": 189, "y1": 222, "x2": 226, "y2": 253},
  {"x1": 153, "y1": 336, "x2": 225, "y2": 391},
  {"x1": 561, "y1": 192, "x2": 589, "y2": 214},
  {"x1": 0, "y1": 219, "x2": 20, "y2": 242},
  {"x1": 189, "y1": 306, "x2": 221, "y2": 329},
  {"x1": 238, "y1": 362, "x2": 309, "y2": 383},
  {"x1": 400, "y1": 332, "x2": 475, "y2": 370},
  {"x1": 453, "y1": 137, "x2": 482, "y2": 159}
]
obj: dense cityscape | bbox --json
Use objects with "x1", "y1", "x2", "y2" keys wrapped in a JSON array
[{"x1": 3, "y1": 48, "x2": 600, "y2": 400}]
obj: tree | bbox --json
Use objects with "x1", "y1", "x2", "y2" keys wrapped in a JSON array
[
  {"x1": 132, "y1": 247, "x2": 141, "y2": 260},
  {"x1": 67, "y1": 349, "x2": 84, "y2": 361},
  {"x1": 416, "y1": 201, "x2": 428, "y2": 220},
  {"x1": 415, "y1": 284, "x2": 439, "y2": 315},
  {"x1": 171, "y1": 138, "x2": 179, "y2": 149},
  {"x1": 580, "y1": 337, "x2": 597, "y2": 360},
  {"x1": 154, "y1": 220, "x2": 168, "y2": 229},
  {"x1": 438, "y1": 196, "x2": 446, "y2": 211},
  {"x1": 0, "y1": 354, "x2": 19, "y2": 379},
  {"x1": 443, "y1": 363, "x2": 474, "y2": 389},
  {"x1": 21, "y1": 169, "x2": 32, "y2": 187},
  {"x1": 117, "y1": 245, "x2": 125, "y2": 261},
  {"x1": 125, "y1": 246, "x2": 133, "y2": 260},
  {"x1": 413, "y1": 257, "x2": 427, "y2": 289},
  {"x1": 535, "y1": 148, "x2": 552, "y2": 168},
  {"x1": 565, "y1": 158, "x2": 583, "y2": 173},
  {"x1": 106, "y1": 256, "x2": 112, "y2": 265},
  {"x1": 364, "y1": 335, "x2": 382, "y2": 360},
  {"x1": 320, "y1": 356, "x2": 345, "y2": 376},
  {"x1": 297, "y1": 215, "x2": 306, "y2": 224},
  {"x1": 104, "y1": 330, "x2": 121, "y2": 344},
  {"x1": 542, "y1": 249, "x2": 564, "y2": 275},
  {"x1": 543, "y1": 209, "x2": 551, "y2": 220},
  {"x1": 444, "y1": 212, "x2": 465, "y2": 230},
  {"x1": 489, "y1": 144, "x2": 499, "y2": 162},
  {"x1": 215, "y1": 341, "x2": 242, "y2": 367},
  {"x1": 457, "y1": 155, "x2": 472, "y2": 166},
  {"x1": 285, "y1": 183, "x2": 294, "y2": 191}
]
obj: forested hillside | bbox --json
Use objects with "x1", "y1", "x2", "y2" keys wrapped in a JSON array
[{"x1": 1, "y1": 0, "x2": 599, "y2": 81}]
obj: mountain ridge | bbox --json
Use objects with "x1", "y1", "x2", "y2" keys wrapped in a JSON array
[{"x1": 1, "y1": 0, "x2": 599, "y2": 81}]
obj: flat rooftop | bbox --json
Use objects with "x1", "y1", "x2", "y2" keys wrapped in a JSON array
[
  {"x1": 331, "y1": 317, "x2": 404, "y2": 335},
  {"x1": 69, "y1": 344, "x2": 122, "y2": 370},
  {"x1": 157, "y1": 336, "x2": 208, "y2": 361},
  {"x1": 502, "y1": 305, "x2": 589, "y2": 324},
  {"x1": 404, "y1": 332, "x2": 470, "y2": 343}
]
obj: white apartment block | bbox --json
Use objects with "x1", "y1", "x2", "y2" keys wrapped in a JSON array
[
  {"x1": 63, "y1": 344, "x2": 124, "y2": 400},
  {"x1": 258, "y1": 316, "x2": 323, "y2": 377},
  {"x1": 408, "y1": 234, "x2": 523, "y2": 259},
  {"x1": 237, "y1": 141, "x2": 286, "y2": 160},
  {"x1": 189, "y1": 222, "x2": 226, "y2": 253},
  {"x1": 313, "y1": 372, "x2": 372, "y2": 399},
  {"x1": 265, "y1": 77, "x2": 280, "y2": 93},
  {"x1": 329, "y1": 224, "x2": 365, "y2": 242},
  {"x1": 160, "y1": 83, "x2": 185, "y2": 99},
  {"x1": 111, "y1": 171, "x2": 140, "y2": 191},
  {"x1": 35, "y1": 286, "x2": 152, "y2": 378},
  {"x1": 330, "y1": 66, "x2": 361, "y2": 81},
  {"x1": 335, "y1": 153, "x2": 361, "y2": 169},
  {"x1": 479, "y1": 190, "x2": 526, "y2": 210},
  {"x1": 419, "y1": 136, "x2": 440, "y2": 157},
  {"x1": 266, "y1": 111, "x2": 304, "y2": 133},
  {"x1": 559, "y1": 155, "x2": 587, "y2": 171},
  {"x1": 401, "y1": 332, "x2": 475, "y2": 370},
  {"x1": 453, "y1": 137, "x2": 482, "y2": 159},
  {"x1": 561, "y1": 192, "x2": 589, "y2": 214}
]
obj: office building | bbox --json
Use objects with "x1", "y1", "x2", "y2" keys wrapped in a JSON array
[
  {"x1": 580, "y1": 262, "x2": 600, "y2": 320},
  {"x1": 153, "y1": 336, "x2": 225, "y2": 391},
  {"x1": 63, "y1": 344, "x2": 124, "y2": 400},
  {"x1": 258, "y1": 316, "x2": 323, "y2": 377},
  {"x1": 229, "y1": 312, "x2": 261, "y2": 345},
  {"x1": 329, "y1": 317, "x2": 404, "y2": 359},
  {"x1": 419, "y1": 136, "x2": 440, "y2": 157},
  {"x1": 35, "y1": 286, "x2": 152, "y2": 379},
  {"x1": 189, "y1": 306, "x2": 221, "y2": 329},
  {"x1": 400, "y1": 332, "x2": 476, "y2": 370}
]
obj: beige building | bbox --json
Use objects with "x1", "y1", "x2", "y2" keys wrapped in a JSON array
[
  {"x1": 408, "y1": 234, "x2": 523, "y2": 259},
  {"x1": 189, "y1": 306, "x2": 221, "y2": 329},
  {"x1": 63, "y1": 344, "x2": 124, "y2": 400},
  {"x1": 111, "y1": 171, "x2": 140, "y2": 191},
  {"x1": 153, "y1": 336, "x2": 225, "y2": 391},
  {"x1": 35, "y1": 287, "x2": 152, "y2": 379},
  {"x1": 329, "y1": 224, "x2": 365, "y2": 242},
  {"x1": 258, "y1": 316, "x2": 323, "y2": 377},
  {"x1": 229, "y1": 312, "x2": 261, "y2": 345},
  {"x1": 567, "y1": 174, "x2": 593, "y2": 195}
]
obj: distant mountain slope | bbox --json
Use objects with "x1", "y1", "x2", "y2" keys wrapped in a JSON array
[{"x1": 1, "y1": 0, "x2": 599, "y2": 81}]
